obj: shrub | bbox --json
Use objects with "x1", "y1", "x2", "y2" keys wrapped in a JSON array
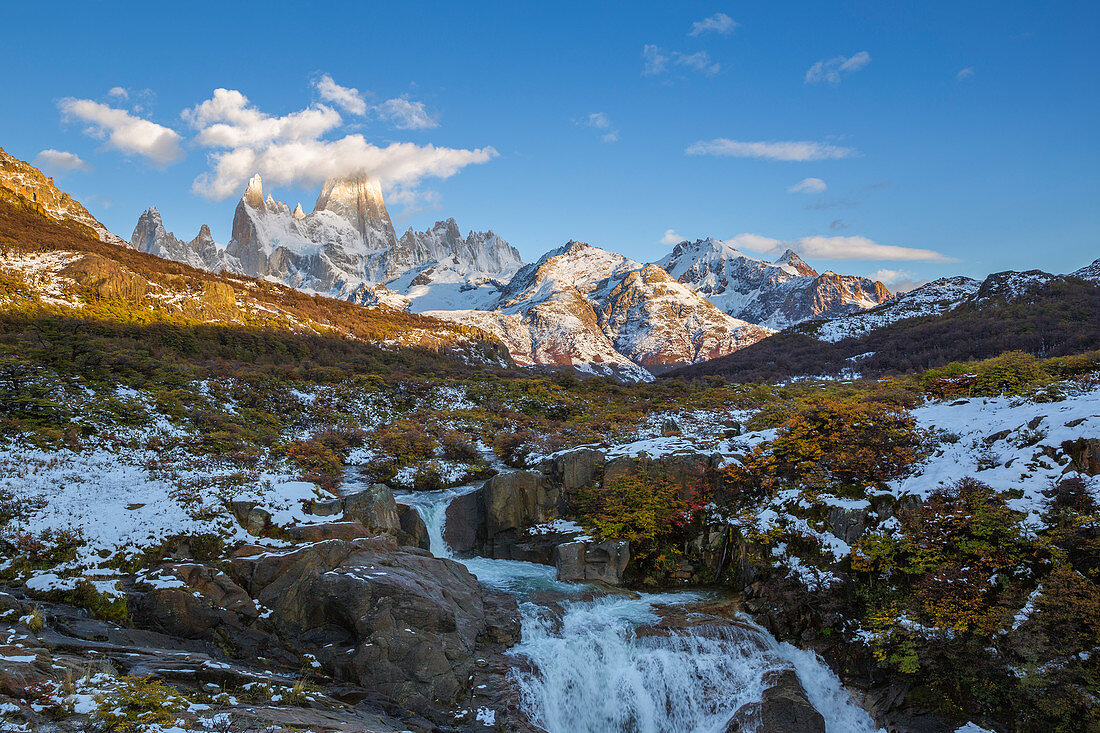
[{"x1": 94, "y1": 676, "x2": 187, "y2": 733}]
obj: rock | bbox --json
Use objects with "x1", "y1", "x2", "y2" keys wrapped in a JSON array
[
  {"x1": 59, "y1": 253, "x2": 149, "y2": 301},
  {"x1": 229, "y1": 500, "x2": 273, "y2": 536},
  {"x1": 287, "y1": 521, "x2": 374, "y2": 543},
  {"x1": 131, "y1": 563, "x2": 257, "y2": 639},
  {"x1": 445, "y1": 487, "x2": 487, "y2": 554},
  {"x1": 727, "y1": 669, "x2": 825, "y2": 733},
  {"x1": 229, "y1": 537, "x2": 487, "y2": 713},
  {"x1": 554, "y1": 540, "x2": 631, "y2": 585},
  {"x1": 485, "y1": 471, "x2": 560, "y2": 537},
  {"x1": 826, "y1": 505, "x2": 869, "y2": 546},
  {"x1": 1062, "y1": 438, "x2": 1100, "y2": 476},
  {"x1": 396, "y1": 502, "x2": 430, "y2": 551},
  {"x1": 544, "y1": 447, "x2": 605, "y2": 493},
  {"x1": 341, "y1": 484, "x2": 402, "y2": 534}
]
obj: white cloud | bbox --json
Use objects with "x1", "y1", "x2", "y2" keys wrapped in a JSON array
[
  {"x1": 659, "y1": 229, "x2": 683, "y2": 245},
  {"x1": 58, "y1": 98, "x2": 183, "y2": 165},
  {"x1": 185, "y1": 87, "x2": 493, "y2": 200},
  {"x1": 182, "y1": 88, "x2": 343, "y2": 148},
  {"x1": 805, "y1": 51, "x2": 871, "y2": 85},
  {"x1": 377, "y1": 97, "x2": 439, "y2": 130},
  {"x1": 313, "y1": 74, "x2": 367, "y2": 115},
  {"x1": 34, "y1": 149, "x2": 92, "y2": 173},
  {"x1": 686, "y1": 139, "x2": 857, "y2": 161},
  {"x1": 580, "y1": 112, "x2": 619, "y2": 143},
  {"x1": 643, "y1": 45, "x2": 720, "y2": 76},
  {"x1": 788, "y1": 177, "x2": 827, "y2": 194},
  {"x1": 107, "y1": 86, "x2": 129, "y2": 100},
  {"x1": 957, "y1": 67, "x2": 975, "y2": 81},
  {"x1": 725, "y1": 233, "x2": 952, "y2": 262},
  {"x1": 643, "y1": 45, "x2": 668, "y2": 76},
  {"x1": 870, "y1": 268, "x2": 911, "y2": 284},
  {"x1": 689, "y1": 13, "x2": 739, "y2": 36}
]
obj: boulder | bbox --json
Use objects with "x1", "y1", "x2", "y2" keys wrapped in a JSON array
[
  {"x1": 445, "y1": 488, "x2": 487, "y2": 554},
  {"x1": 727, "y1": 668, "x2": 825, "y2": 733},
  {"x1": 229, "y1": 537, "x2": 487, "y2": 713},
  {"x1": 229, "y1": 500, "x2": 272, "y2": 537},
  {"x1": 131, "y1": 563, "x2": 257, "y2": 639},
  {"x1": 396, "y1": 502, "x2": 430, "y2": 551},
  {"x1": 826, "y1": 505, "x2": 869, "y2": 546},
  {"x1": 544, "y1": 447, "x2": 605, "y2": 493},
  {"x1": 485, "y1": 471, "x2": 560, "y2": 537},
  {"x1": 1062, "y1": 438, "x2": 1100, "y2": 476},
  {"x1": 554, "y1": 540, "x2": 630, "y2": 585},
  {"x1": 342, "y1": 484, "x2": 402, "y2": 534},
  {"x1": 287, "y1": 521, "x2": 373, "y2": 543}
]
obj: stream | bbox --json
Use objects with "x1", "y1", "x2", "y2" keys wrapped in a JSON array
[{"x1": 394, "y1": 484, "x2": 882, "y2": 733}]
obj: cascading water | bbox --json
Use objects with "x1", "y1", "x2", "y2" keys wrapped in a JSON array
[{"x1": 394, "y1": 483, "x2": 883, "y2": 733}]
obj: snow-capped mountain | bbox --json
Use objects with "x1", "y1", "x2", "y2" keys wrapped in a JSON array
[
  {"x1": 658, "y1": 238, "x2": 892, "y2": 329},
  {"x1": 1072, "y1": 258, "x2": 1100, "y2": 284},
  {"x1": 131, "y1": 207, "x2": 242, "y2": 274},
  {"x1": 131, "y1": 174, "x2": 523, "y2": 307},
  {"x1": 809, "y1": 276, "x2": 981, "y2": 343},
  {"x1": 0, "y1": 146, "x2": 127, "y2": 247},
  {"x1": 427, "y1": 241, "x2": 774, "y2": 379}
]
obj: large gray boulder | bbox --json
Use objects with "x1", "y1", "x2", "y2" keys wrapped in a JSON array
[
  {"x1": 543, "y1": 447, "x2": 606, "y2": 493},
  {"x1": 554, "y1": 539, "x2": 631, "y2": 585},
  {"x1": 486, "y1": 470, "x2": 560, "y2": 536},
  {"x1": 229, "y1": 537, "x2": 486, "y2": 712},
  {"x1": 727, "y1": 669, "x2": 825, "y2": 732}
]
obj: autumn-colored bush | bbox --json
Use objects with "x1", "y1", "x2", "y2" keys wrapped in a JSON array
[
  {"x1": 375, "y1": 419, "x2": 434, "y2": 466},
  {"x1": 576, "y1": 461, "x2": 694, "y2": 576},
  {"x1": 732, "y1": 398, "x2": 923, "y2": 498}
]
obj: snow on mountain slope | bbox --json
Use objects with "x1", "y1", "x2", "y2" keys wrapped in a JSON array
[
  {"x1": 429, "y1": 242, "x2": 772, "y2": 379},
  {"x1": 809, "y1": 276, "x2": 981, "y2": 343},
  {"x1": 137, "y1": 174, "x2": 523, "y2": 311},
  {"x1": 131, "y1": 206, "x2": 242, "y2": 275},
  {"x1": 1072, "y1": 258, "x2": 1100, "y2": 284},
  {"x1": 598, "y1": 264, "x2": 774, "y2": 369},
  {"x1": 0, "y1": 146, "x2": 128, "y2": 247},
  {"x1": 659, "y1": 238, "x2": 891, "y2": 330}
]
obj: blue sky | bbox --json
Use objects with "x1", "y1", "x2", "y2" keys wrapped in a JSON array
[{"x1": 2, "y1": 1, "x2": 1097, "y2": 288}]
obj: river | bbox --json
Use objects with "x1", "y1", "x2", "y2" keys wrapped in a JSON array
[{"x1": 395, "y1": 484, "x2": 882, "y2": 733}]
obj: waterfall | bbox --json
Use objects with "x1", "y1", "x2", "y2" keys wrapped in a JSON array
[{"x1": 393, "y1": 484, "x2": 882, "y2": 733}]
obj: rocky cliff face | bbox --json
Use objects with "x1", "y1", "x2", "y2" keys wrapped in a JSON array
[
  {"x1": 427, "y1": 242, "x2": 773, "y2": 379},
  {"x1": 659, "y1": 238, "x2": 891, "y2": 330},
  {"x1": 131, "y1": 207, "x2": 242, "y2": 274},
  {"x1": 0, "y1": 147, "x2": 127, "y2": 247}
]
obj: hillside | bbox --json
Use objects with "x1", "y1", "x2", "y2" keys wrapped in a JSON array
[
  {"x1": 0, "y1": 184, "x2": 513, "y2": 381},
  {"x1": 669, "y1": 268, "x2": 1100, "y2": 383}
]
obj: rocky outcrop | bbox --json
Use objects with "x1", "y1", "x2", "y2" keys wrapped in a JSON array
[
  {"x1": 1062, "y1": 438, "x2": 1100, "y2": 475},
  {"x1": 0, "y1": 146, "x2": 127, "y2": 246},
  {"x1": 130, "y1": 207, "x2": 241, "y2": 274},
  {"x1": 659, "y1": 238, "x2": 891, "y2": 330},
  {"x1": 58, "y1": 253, "x2": 149, "y2": 301},
  {"x1": 230, "y1": 537, "x2": 487, "y2": 712},
  {"x1": 727, "y1": 669, "x2": 825, "y2": 733},
  {"x1": 542, "y1": 447, "x2": 606, "y2": 495},
  {"x1": 553, "y1": 540, "x2": 631, "y2": 585}
]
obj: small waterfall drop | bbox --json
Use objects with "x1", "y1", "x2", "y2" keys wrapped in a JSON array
[{"x1": 393, "y1": 482, "x2": 882, "y2": 733}]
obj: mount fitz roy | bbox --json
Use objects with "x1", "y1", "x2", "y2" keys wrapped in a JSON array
[{"x1": 130, "y1": 172, "x2": 895, "y2": 378}]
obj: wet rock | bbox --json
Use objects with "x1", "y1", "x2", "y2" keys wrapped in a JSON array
[
  {"x1": 554, "y1": 539, "x2": 631, "y2": 585},
  {"x1": 229, "y1": 537, "x2": 487, "y2": 714},
  {"x1": 727, "y1": 669, "x2": 825, "y2": 733},
  {"x1": 396, "y1": 502, "x2": 430, "y2": 550},
  {"x1": 445, "y1": 487, "x2": 487, "y2": 554}
]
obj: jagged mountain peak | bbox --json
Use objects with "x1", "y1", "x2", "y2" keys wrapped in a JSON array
[
  {"x1": 774, "y1": 248, "x2": 818, "y2": 277},
  {"x1": 313, "y1": 174, "x2": 395, "y2": 242},
  {"x1": 243, "y1": 174, "x2": 264, "y2": 209}
]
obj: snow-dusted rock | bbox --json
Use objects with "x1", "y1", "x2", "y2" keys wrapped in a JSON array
[
  {"x1": 659, "y1": 238, "x2": 891, "y2": 330},
  {"x1": 130, "y1": 207, "x2": 242, "y2": 274}
]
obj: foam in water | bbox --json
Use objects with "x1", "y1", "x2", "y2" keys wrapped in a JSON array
[{"x1": 395, "y1": 484, "x2": 882, "y2": 732}]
